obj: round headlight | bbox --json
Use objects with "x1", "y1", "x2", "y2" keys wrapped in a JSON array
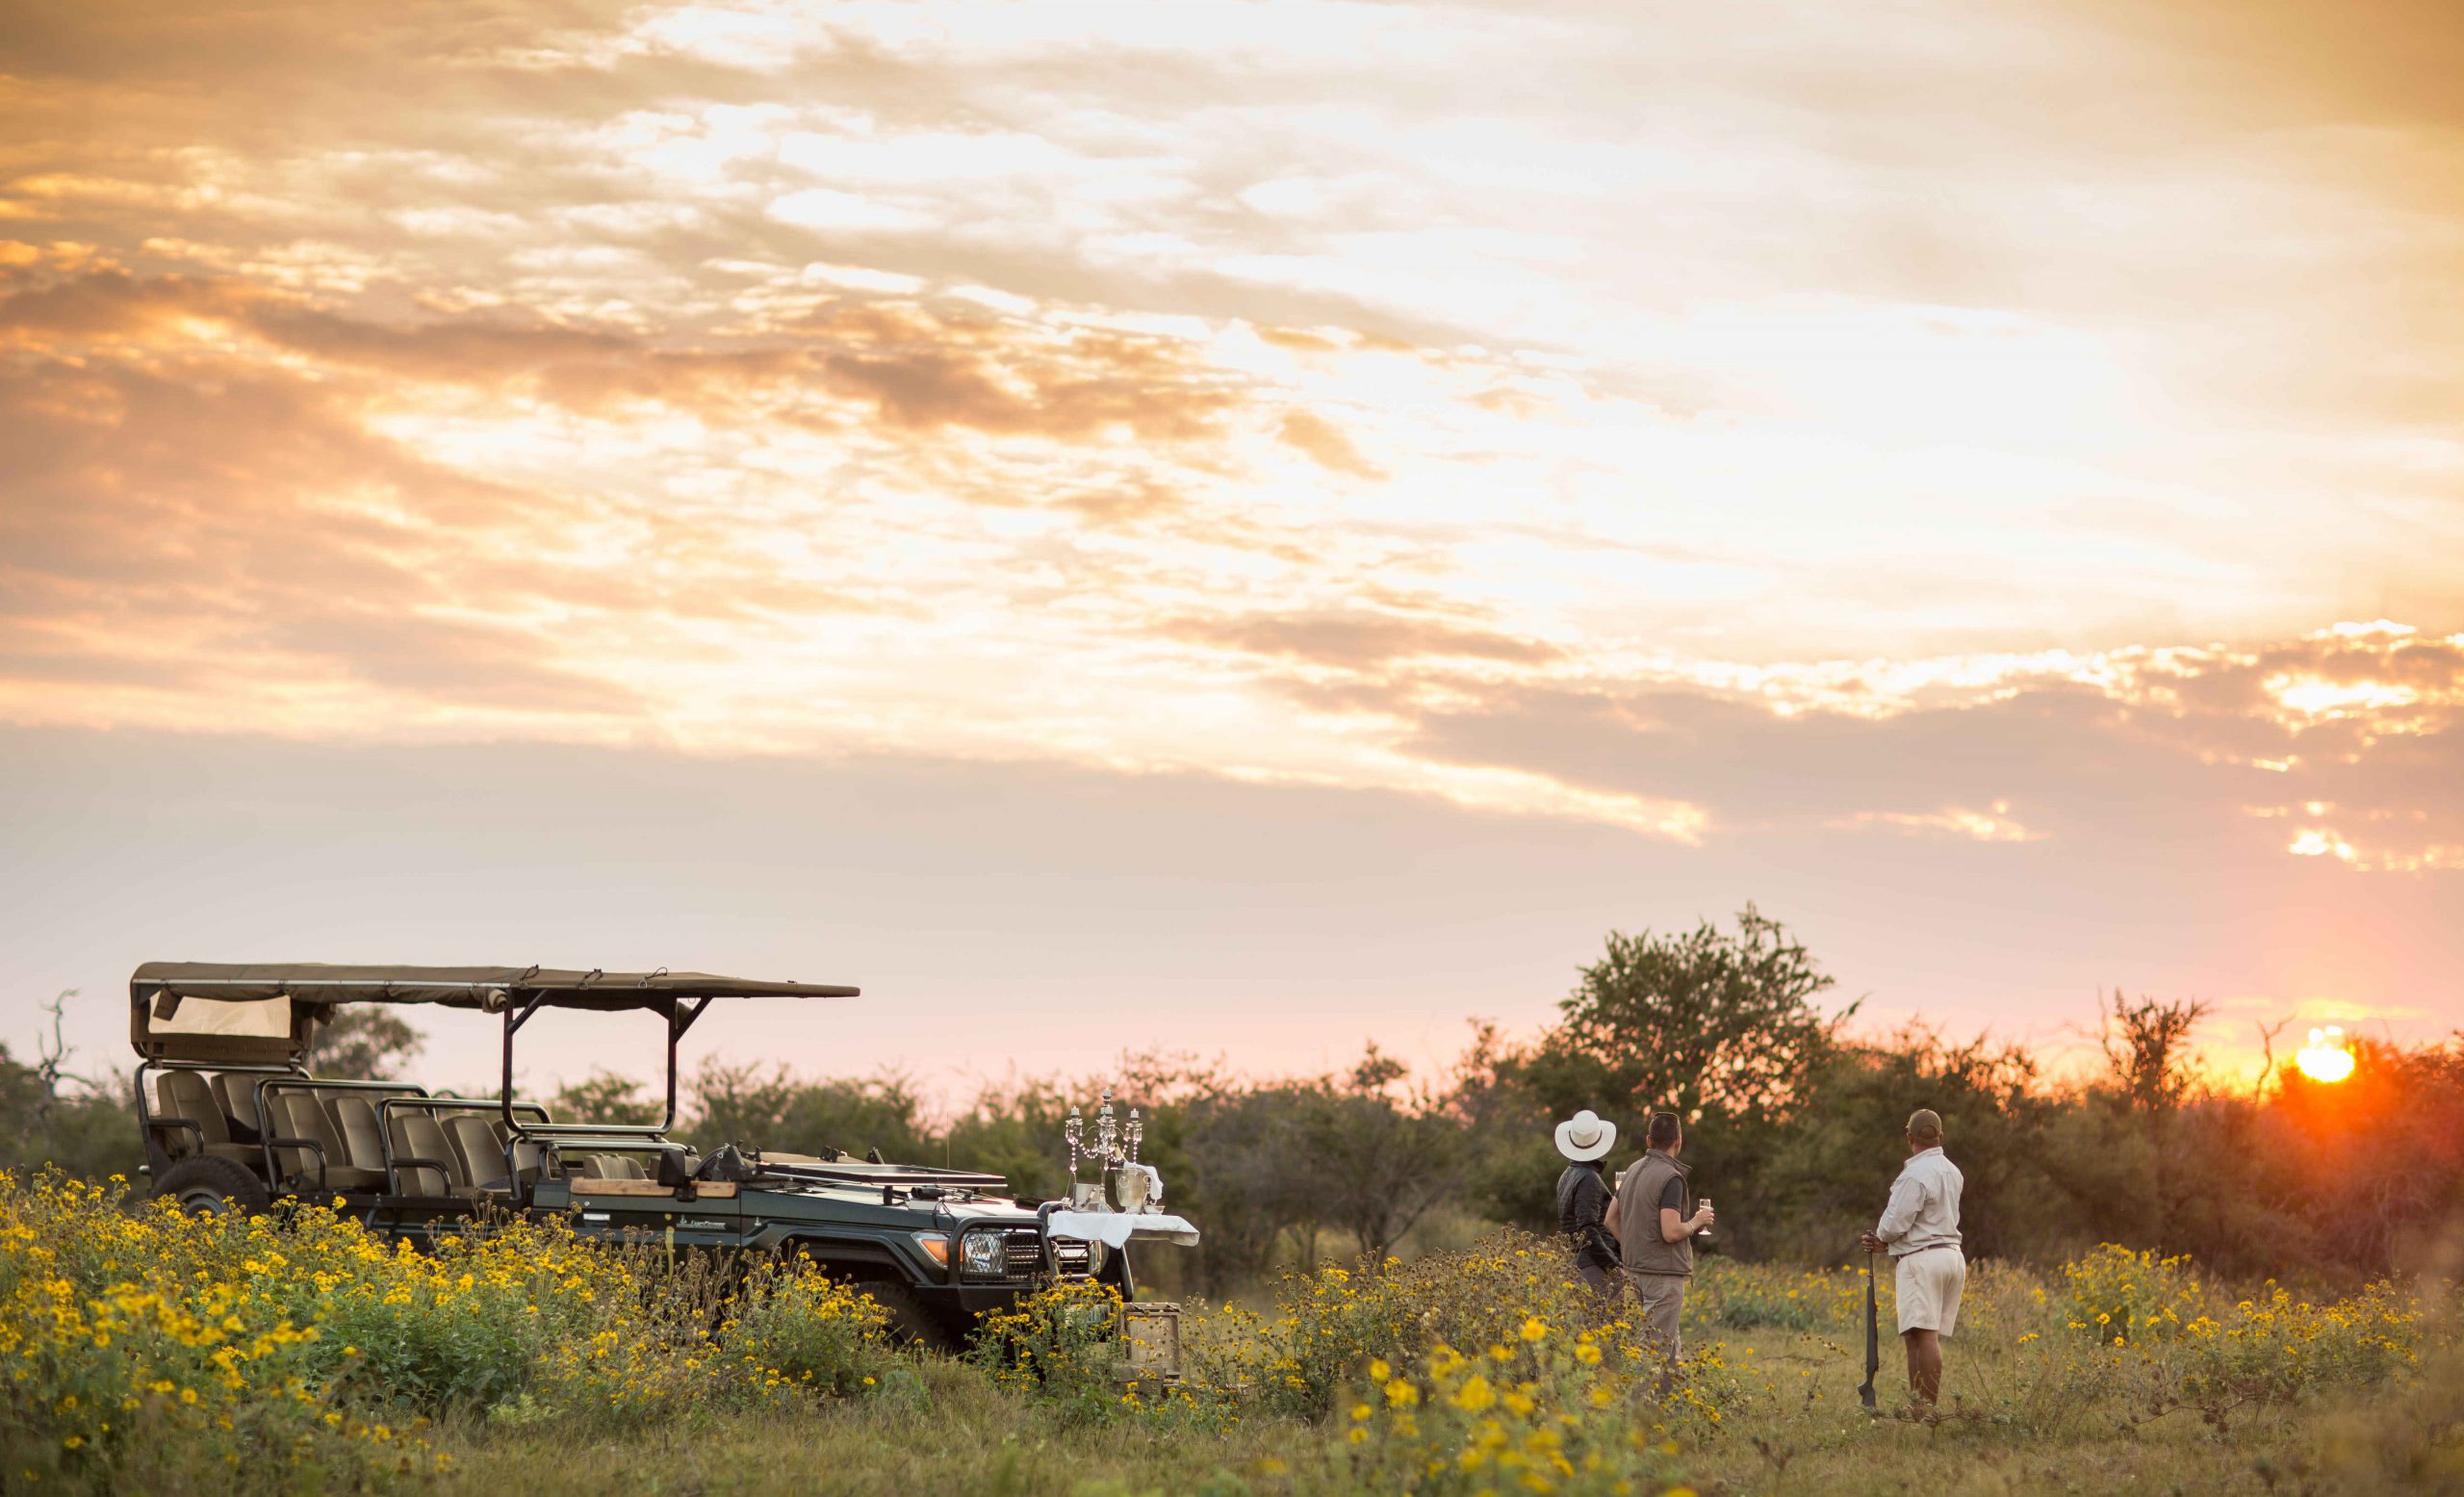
[{"x1": 960, "y1": 1230, "x2": 1007, "y2": 1279}]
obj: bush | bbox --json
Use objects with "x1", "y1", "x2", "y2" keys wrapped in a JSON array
[
  {"x1": 1187, "y1": 1230, "x2": 1762, "y2": 1430},
  {"x1": 0, "y1": 1167, "x2": 902, "y2": 1490},
  {"x1": 967, "y1": 1278, "x2": 1134, "y2": 1423},
  {"x1": 0, "y1": 1174, "x2": 435, "y2": 1493},
  {"x1": 1322, "y1": 1333, "x2": 1692, "y2": 1497},
  {"x1": 726, "y1": 1254, "x2": 891, "y2": 1398},
  {"x1": 2062, "y1": 1243, "x2": 2206, "y2": 1345},
  {"x1": 2175, "y1": 1279, "x2": 2419, "y2": 1406}
]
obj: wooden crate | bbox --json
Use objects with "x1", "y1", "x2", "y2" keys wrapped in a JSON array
[{"x1": 1120, "y1": 1301, "x2": 1183, "y2": 1384}]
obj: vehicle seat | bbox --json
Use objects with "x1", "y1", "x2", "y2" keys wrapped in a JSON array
[
  {"x1": 488, "y1": 1118, "x2": 551, "y2": 1183},
  {"x1": 207, "y1": 1072, "x2": 268, "y2": 1144},
  {"x1": 598, "y1": 1155, "x2": 647, "y2": 1179},
  {"x1": 152, "y1": 1071, "x2": 261, "y2": 1165},
  {"x1": 386, "y1": 1113, "x2": 476, "y2": 1197},
  {"x1": 445, "y1": 1115, "x2": 515, "y2": 1193},
  {"x1": 271, "y1": 1093, "x2": 388, "y2": 1193},
  {"x1": 329, "y1": 1096, "x2": 395, "y2": 1181}
]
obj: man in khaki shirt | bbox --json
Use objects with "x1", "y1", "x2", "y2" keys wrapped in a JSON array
[
  {"x1": 1861, "y1": 1108, "x2": 1966, "y2": 1408},
  {"x1": 1612, "y1": 1112, "x2": 1715, "y2": 1362}
]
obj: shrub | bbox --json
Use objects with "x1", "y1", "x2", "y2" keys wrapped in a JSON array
[
  {"x1": 1185, "y1": 1239, "x2": 1616, "y2": 1419},
  {"x1": 967, "y1": 1278, "x2": 1134, "y2": 1422},
  {"x1": 0, "y1": 1166, "x2": 908, "y2": 1487},
  {"x1": 0, "y1": 1173, "x2": 436, "y2": 1494},
  {"x1": 724, "y1": 1255, "x2": 892, "y2": 1399},
  {"x1": 2175, "y1": 1279, "x2": 2419, "y2": 1406},
  {"x1": 1299, "y1": 1327, "x2": 1695, "y2": 1497},
  {"x1": 2062, "y1": 1243, "x2": 2206, "y2": 1345}
]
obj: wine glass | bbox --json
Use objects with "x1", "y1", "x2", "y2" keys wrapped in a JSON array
[{"x1": 1695, "y1": 1194, "x2": 1714, "y2": 1241}]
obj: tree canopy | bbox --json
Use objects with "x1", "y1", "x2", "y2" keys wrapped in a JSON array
[{"x1": 1529, "y1": 905, "x2": 1853, "y2": 1124}]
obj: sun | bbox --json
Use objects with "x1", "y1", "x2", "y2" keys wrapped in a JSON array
[{"x1": 2295, "y1": 1026, "x2": 2355, "y2": 1084}]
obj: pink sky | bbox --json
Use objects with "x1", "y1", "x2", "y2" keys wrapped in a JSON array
[{"x1": 3, "y1": 0, "x2": 2460, "y2": 1104}]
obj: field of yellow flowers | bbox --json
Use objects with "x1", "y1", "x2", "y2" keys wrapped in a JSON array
[{"x1": 4, "y1": 1169, "x2": 2454, "y2": 1497}]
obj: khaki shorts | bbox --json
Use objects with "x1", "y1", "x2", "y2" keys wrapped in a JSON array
[
  {"x1": 1624, "y1": 1271, "x2": 1686, "y2": 1358},
  {"x1": 1894, "y1": 1246, "x2": 1965, "y2": 1335}
]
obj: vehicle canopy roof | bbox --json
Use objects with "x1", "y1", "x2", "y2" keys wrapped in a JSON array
[{"x1": 128, "y1": 962, "x2": 860, "y2": 1065}]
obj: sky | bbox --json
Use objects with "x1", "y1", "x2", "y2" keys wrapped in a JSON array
[{"x1": 2, "y1": 0, "x2": 2460, "y2": 1107}]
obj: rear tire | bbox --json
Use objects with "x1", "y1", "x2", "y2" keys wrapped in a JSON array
[
  {"x1": 861, "y1": 1282, "x2": 959, "y2": 1353},
  {"x1": 154, "y1": 1156, "x2": 271, "y2": 1216}
]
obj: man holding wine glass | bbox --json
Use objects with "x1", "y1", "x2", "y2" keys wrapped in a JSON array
[{"x1": 1611, "y1": 1111, "x2": 1717, "y2": 1363}]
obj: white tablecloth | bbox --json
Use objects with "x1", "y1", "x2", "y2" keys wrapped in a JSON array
[{"x1": 1046, "y1": 1210, "x2": 1201, "y2": 1248}]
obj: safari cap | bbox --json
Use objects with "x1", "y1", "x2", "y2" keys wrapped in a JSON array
[{"x1": 1906, "y1": 1107, "x2": 1944, "y2": 1141}]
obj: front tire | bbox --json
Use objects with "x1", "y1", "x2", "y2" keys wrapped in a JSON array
[
  {"x1": 154, "y1": 1156, "x2": 271, "y2": 1216},
  {"x1": 861, "y1": 1282, "x2": 959, "y2": 1353}
]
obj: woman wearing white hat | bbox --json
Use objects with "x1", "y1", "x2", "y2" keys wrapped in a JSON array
[{"x1": 1553, "y1": 1109, "x2": 1622, "y2": 1299}]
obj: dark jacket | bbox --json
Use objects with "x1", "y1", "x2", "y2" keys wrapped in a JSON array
[
  {"x1": 1614, "y1": 1149, "x2": 1693, "y2": 1277},
  {"x1": 1554, "y1": 1161, "x2": 1618, "y2": 1269}
]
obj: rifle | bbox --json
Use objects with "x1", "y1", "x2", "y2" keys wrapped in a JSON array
[{"x1": 1858, "y1": 1251, "x2": 1880, "y2": 1410}]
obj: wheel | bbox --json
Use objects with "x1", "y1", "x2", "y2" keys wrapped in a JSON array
[
  {"x1": 153, "y1": 1156, "x2": 271, "y2": 1216},
  {"x1": 860, "y1": 1282, "x2": 959, "y2": 1353}
]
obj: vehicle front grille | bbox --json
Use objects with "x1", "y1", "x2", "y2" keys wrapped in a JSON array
[{"x1": 968, "y1": 1227, "x2": 1095, "y2": 1282}]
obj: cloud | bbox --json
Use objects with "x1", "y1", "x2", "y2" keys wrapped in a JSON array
[
  {"x1": 0, "y1": 254, "x2": 1255, "y2": 448},
  {"x1": 1, "y1": 243, "x2": 2457, "y2": 878},
  {"x1": 1831, "y1": 803, "x2": 2043, "y2": 843},
  {"x1": 0, "y1": 348, "x2": 644, "y2": 720},
  {"x1": 0, "y1": 0, "x2": 2458, "y2": 891},
  {"x1": 1168, "y1": 608, "x2": 1558, "y2": 670},
  {"x1": 1275, "y1": 408, "x2": 1384, "y2": 478}
]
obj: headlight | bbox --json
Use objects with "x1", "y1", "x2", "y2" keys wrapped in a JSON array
[{"x1": 959, "y1": 1230, "x2": 1007, "y2": 1280}]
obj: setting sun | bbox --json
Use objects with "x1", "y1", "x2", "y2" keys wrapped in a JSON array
[{"x1": 2296, "y1": 1026, "x2": 2356, "y2": 1084}]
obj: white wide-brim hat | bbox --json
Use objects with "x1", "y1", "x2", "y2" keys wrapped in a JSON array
[{"x1": 1554, "y1": 1109, "x2": 1617, "y2": 1162}]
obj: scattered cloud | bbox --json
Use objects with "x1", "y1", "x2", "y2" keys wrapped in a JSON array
[
  {"x1": 1168, "y1": 609, "x2": 1558, "y2": 671},
  {"x1": 1275, "y1": 408, "x2": 1384, "y2": 478},
  {"x1": 1833, "y1": 802, "x2": 2044, "y2": 844}
]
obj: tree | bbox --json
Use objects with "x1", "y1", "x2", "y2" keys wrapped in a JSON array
[
  {"x1": 548, "y1": 1070, "x2": 663, "y2": 1126},
  {"x1": 1287, "y1": 1045, "x2": 1463, "y2": 1269},
  {"x1": 1181, "y1": 1081, "x2": 1316, "y2": 1291},
  {"x1": 308, "y1": 1008, "x2": 424, "y2": 1081},
  {"x1": 1441, "y1": 1020, "x2": 1565, "y2": 1231},
  {"x1": 1532, "y1": 906, "x2": 1851, "y2": 1124},
  {"x1": 2, "y1": 993, "x2": 139, "y2": 1180},
  {"x1": 683, "y1": 1060, "x2": 932, "y2": 1161},
  {"x1": 1755, "y1": 1025, "x2": 2046, "y2": 1261},
  {"x1": 2099, "y1": 990, "x2": 2212, "y2": 1114}
]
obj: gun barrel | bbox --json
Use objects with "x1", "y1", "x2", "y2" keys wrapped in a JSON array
[{"x1": 1858, "y1": 1252, "x2": 1880, "y2": 1409}]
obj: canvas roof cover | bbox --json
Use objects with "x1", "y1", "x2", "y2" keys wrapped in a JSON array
[{"x1": 130, "y1": 962, "x2": 860, "y2": 1013}]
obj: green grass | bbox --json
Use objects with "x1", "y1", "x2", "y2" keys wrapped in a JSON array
[
  {"x1": 419, "y1": 1324, "x2": 2450, "y2": 1497},
  {"x1": 8, "y1": 1170, "x2": 2449, "y2": 1497},
  {"x1": 422, "y1": 1250, "x2": 2451, "y2": 1497}
]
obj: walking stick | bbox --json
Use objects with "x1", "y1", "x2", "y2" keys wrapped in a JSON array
[{"x1": 1858, "y1": 1251, "x2": 1880, "y2": 1411}]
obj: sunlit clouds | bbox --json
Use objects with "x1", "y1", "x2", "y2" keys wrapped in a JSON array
[{"x1": 1, "y1": 0, "x2": 2461, "y2": 1080}]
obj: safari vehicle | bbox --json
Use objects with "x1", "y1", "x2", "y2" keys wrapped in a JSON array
[{"x1": 128, "y1": 962, "x2": 1198, "y2": 1350}]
